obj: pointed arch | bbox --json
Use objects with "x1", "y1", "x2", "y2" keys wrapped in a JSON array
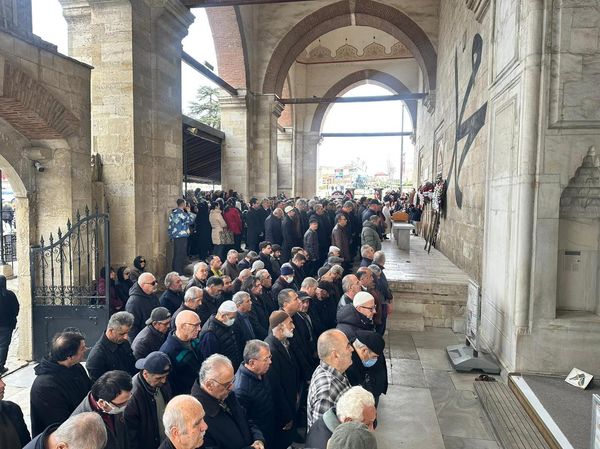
[
  {"x1": 310, "y1": 69, "x2": 416, "y2": 133},
  {"x1": 262, "y1": 0, "x2": 437, "y2": 97}
]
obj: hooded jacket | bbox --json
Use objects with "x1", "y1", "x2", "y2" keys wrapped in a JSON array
[
  {"x1": 336, "y1": 304, "x2": 375, "y2": 342},
  {"x1": 360, "y1": 220, "x2": 381, "y2": 252},
  {"x1": 126, "y1": 282, "x2": 160, "y2": 341},
  {"x1": 30, "y1": 358, "x2": 92, "y2": 437}
]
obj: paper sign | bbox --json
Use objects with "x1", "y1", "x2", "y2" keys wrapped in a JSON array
[{"x1": 565, "y1": 367, "x2": 593, "y2": 389}]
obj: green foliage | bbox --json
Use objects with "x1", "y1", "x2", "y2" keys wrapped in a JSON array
[{"x1": 188, "y1": 86, "x2": 221, "y2": 129}]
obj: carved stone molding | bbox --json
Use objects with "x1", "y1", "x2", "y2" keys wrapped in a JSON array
[
  {"x1": 560, "y1": 146, "x2": 600, "y2": 218},
  {"x1": 465, "y1": 0, "x2": 491, "y2": 23},
  {"x1": 297, "y1": 40, "x2": 412, "y2": 64},
  {"x1": 424, "y1": 90, "x2": 436, "y2": 114}
]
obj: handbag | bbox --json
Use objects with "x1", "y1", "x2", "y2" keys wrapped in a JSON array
[{"x1": 220, "y1": 228, "x2": 234, "y2": 245}]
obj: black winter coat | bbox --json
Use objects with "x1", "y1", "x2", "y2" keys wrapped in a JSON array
[
  {"x1": 86, "y1": 333, "x2": 137, "y2": 383},
  {"x1": 0, "y1": 400, "x2": 30, "y2": 447},
  {"x1": 159, "y1": 332, "x2": 203, "y2": 395},
  {"x1": 345, "y1": 349, "x2": 388, "y2": 400},
  {"x1": 0, "y1": 290, "x2": 18, "y2": 328},
  {"x1": 131, "y1": 324, "x2": 168, "y2": 360},
  {"x1": 271, "y1": 277, "x2": 295, "y2": 306},
  {"x1": 303, "y1": 229, "x2": 319, "y2": 262},
  {"x1": 23, "y1": 424, "x2": 58, "y2": 449},
  {"x1": 281, "y1": 216, "x2": 301, "y2": 260},
  {"x1": 197, "y1": 290, "x2": 222, "y2": 324},
  {"x1": 233, "y1": 364, "x2": 275, "y2": 446},
  {"x1": 309, "y1": 213, "x2": 331, "y2": 257},
  {"x1": 159, "y1": 289, "x2": 183, "y2": 315},
  {"x1": 264, "y1": 214, "x2": 283, "y2": 246},
  {"x1": 191, "y1": 381, "x2": 264, "y2": 449},
  {"x1": 246, "y1": 292, "x2": 269, "y2": 339},
  {"x1": 72, "y1": 393, "x2": 128, "y2": 449},
  {"x1": 30, "y1": 359, "x2": 91, "y2": 437},
  {"x1": 259, "y1": 252, "x2": 274, "y2": 279},
  {"x1": 126, "y1": 283, "x2": 160, "y2": 341},
  {"x1": 290, "y1": 313, "x2": 317, "y2": 381},
  {"x1": 336, "y1": 304, "x2": 374, "y2": 342},
  {"x1": 124, "y1": 372, "x2": 173, "y2": 449},
  {"x1": 198, "y1": 315, "x2": 242, "y2": 369},
  {"x1": 264, "y1": 335, "x2": 299, "y2": 428}
]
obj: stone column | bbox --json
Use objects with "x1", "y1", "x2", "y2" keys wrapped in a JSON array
[
  {"x1": 220, "y1": 91, "x2": 250, "y2": 197},
  {"x1": 251, "y1": 94, "x2": 283, "y2": 198},
  {"x1": 294, "y1": 131, "x2": 320, "y2": 198},
  {"x1": 277, "y1": 128, "x2": 293, "y2": 197},
  {"x1": 60, "y1": 0, "x2": 193, "y2": 274}
]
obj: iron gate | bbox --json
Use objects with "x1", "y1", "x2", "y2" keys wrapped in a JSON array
[{"x1": 31, "y1": 206, "x2": 110, "y2": 360}]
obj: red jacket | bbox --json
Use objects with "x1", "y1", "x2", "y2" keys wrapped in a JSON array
[{"x1": 223, "y1": 207, "x2": 243, "y2": 235}]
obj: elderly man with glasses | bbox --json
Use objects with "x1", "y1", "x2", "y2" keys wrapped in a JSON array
[
  {"x1": 192, "y1": 354, "x2": 265, "y2": 449},
  {"x1": 126, "y1": 272, "x2": 160, "y2": 341},
  {"x1": 336, "y1": 291, "x2": 376, "y2": 342},
  {"x1": 159, "y1": 310, "x2": 204, "y2": 395}
]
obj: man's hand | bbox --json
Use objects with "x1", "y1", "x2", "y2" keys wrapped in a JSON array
[
  {"x1": 251, "y1": 441, "x2": 265, "y2": 449},
  {"x1": 282, "y1": 420, "x2": 293, "y2": 431},
  {"x1": 387, "y1": 302, "x2": 393, "y2": 316}
]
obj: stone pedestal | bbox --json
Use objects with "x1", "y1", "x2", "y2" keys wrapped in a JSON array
[{"x1": 60, "y1": 0, "x2": 194, "y2": 274}]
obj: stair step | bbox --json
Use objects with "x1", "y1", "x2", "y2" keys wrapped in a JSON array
[{"x1": 387, "y1": 313, "x2": 425, "y2": 332}]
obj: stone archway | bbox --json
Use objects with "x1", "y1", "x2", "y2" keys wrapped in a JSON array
[
  {"x1": 309, "y1": 69, "x2": 417, "y2": 133},
  {"x1": 206, "y1": 6, "x2": 248, "y2": 89},
  {"x1": 262, "y1": 0, "x2": 437, "y2": 97}
]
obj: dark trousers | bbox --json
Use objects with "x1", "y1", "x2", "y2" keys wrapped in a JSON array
[
  {"x1": 233, "y1": 234, "x2": 242, "y2": 252},
  {"x1": 0, "y1": 326, "x2": 14, "y2": 369},
  {"x1": 375, "y1": 303, "x2": 388, "y2": 335},
  {"x1": 172, "y1": 237, "x2": 188, "y2": 275}
]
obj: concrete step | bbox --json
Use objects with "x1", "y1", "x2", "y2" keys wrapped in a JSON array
[
  {"x1": 387, "y1": 313, "x2": 425, "y2": 332},
  {"x1": 388, "y1": 279, "x2": 468, "y2": 297}
]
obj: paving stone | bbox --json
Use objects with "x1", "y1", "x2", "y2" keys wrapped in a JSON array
[
  {"x1": 389, "y1": 358, "x2": 426, "y2": 388},
  {"x1": 417, "y1": 348, "x2": 452, "y2": 370}
]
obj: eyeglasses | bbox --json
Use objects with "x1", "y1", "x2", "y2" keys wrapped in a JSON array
[
  {"x1": 358, "y1": 305, "x2": 376, "y2": 312},
  {"x1": 253, "y1": 355, "x2": 272, "y2": 362},
  {"x1": 210, "y1": 378, "x2": 234, "y2": 389},
  {"x1": 183, "y1": 322, "x2": 201, "y2": 328},
  {"x1": 144, "y1": 280, "x2": 157, "y2": 286}
]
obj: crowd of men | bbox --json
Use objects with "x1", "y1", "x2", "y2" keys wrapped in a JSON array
[{"x1": 0, "y1": 193, "x2": 397, "y2": 449}]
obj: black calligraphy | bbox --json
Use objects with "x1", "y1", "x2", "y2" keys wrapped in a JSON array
[{"x1": 446, "y1": 33, "x2": 488, "y2": 209}]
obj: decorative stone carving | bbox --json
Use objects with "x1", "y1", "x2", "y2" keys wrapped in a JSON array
[
  {"x1": 297, "y1": 40, "x2": 411, "y2": 64},
  {"x1": 560, "y1": 146, "x2": 600, "y2": 218},
  {"x1": 336, "y1": 44, "x2": 359, "y2": 60},
  {"x1": 424, "y1": 90, "x2": 436, "y2": 114},
  {"x1": 465, "y1": 0, "x2": 491, "y2": 23}
]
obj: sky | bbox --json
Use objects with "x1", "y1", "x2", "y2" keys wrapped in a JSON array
[{"x1": 31, "y1": 1, "x2": 414, "y2": 180}]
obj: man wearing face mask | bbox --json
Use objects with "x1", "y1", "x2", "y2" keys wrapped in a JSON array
[
  {"x1": 345, "y1": 330, "x2": 388, "y2": 407},
  {"x1": 265, "y1": 311, "x2": 300, "y2": 449},
  {"x1": 198, "y1": 300, "x2": 243, "y2": 370},
  {"x1": 71, "y1": 370, "x2": 133, "y2": 449},
  {"x1": 124, "y1": 352, "x2": 173, "y2": 449},
  {"x1": 336, "y1": 291, "x2": 376, "y2": 342},
  {"x1": 271, "y1": 263, "x2": 296, "y2": 304}
]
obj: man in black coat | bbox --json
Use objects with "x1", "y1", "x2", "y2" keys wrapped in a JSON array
[
  {"x1": 265, "y1": 311, "x2": 300, "y2": 449},
  {"x1": 271, "y1": 263, "x2": 296, "y2": 303},
  {"x1": 197, "y1": 276, "x2": 224, "y2": 324},
  {"x1": 170, "y1": 286, "x2": 202, "y2": 330},
  {"x1": 124, "y1": 352, "x2": 173, "y2": 449},
  {"x1": 346, "y1": 331, "x2": 388, "y2": 406},
  {"x1": 198, "y1": 301, "x2": 243, "y2": 370},
  {"x1": 241, "y1": 275, "x2": 269, "y2": 339},
  {"x1": 233, "y1": 340, "x2": 276, "y2": 448},
  {"x1": 192, "y1": 354, "x2": 265, "y2": 449},
  {"x1": 336, "y1": 292, "x2": 376, "y2": 342},
  {"x1": 30, "y1": 330, "x2": 92, "y2": 436},
  {"x1": 131, "y1": 307, "x2": 171, "y2": 360},
  {"x1": 0, "y1": 376, "x2": 30, "y2": 447},
  {"x1": 279, "y1": 289, "x2": 314, "y2": 383},
  {"x1": 281, "y1": 206, "x2": 301, "y2": 262},
  {"x1": 86, "y1": 311, "x2": 137, "y2": 383},
  {"x1": 309, "y1": 204, "x2": 331, "y2": 268},
  {"x1": 258, "y1": 241, "x2": 275, "y2": 278},
  {"x1": 23, "y1": 412, "x2": 107, "y2": 449},
  {"x1": 245, "y1": 198, "x2": 264, "y2": 252},
  {"x1": 71, "y1": 370, "x2": 132, "y2": 449},
  {"x1": 126, "y1": 272, "x2": 160, "y2": 341},
  {"x1": 264, "y1": 208, "x2": 283, "y2": 246},
  {"x1": 159, "y1": 272, "x2": 184, "y2": 315}
]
